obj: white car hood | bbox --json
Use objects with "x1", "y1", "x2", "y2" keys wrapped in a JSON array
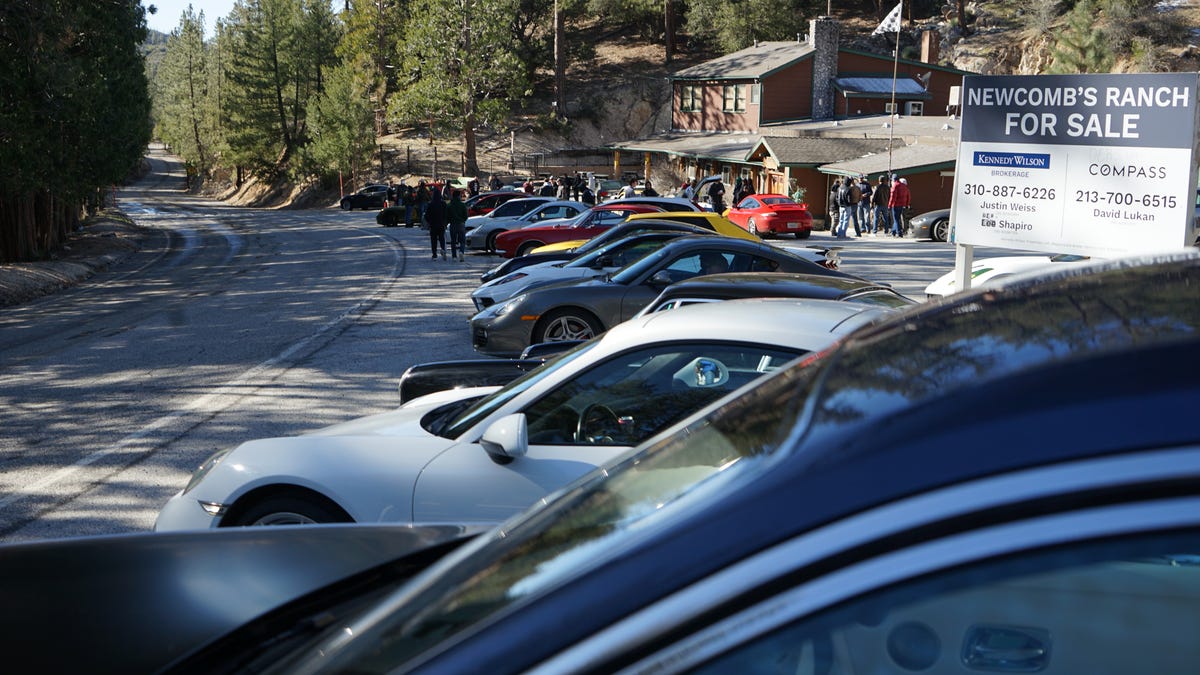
[{"x1": 307, "y1": 386, "x2": 499, "y2": 438}]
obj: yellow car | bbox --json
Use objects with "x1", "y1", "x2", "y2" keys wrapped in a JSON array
[{"x1": 527, "y1": 211, "x2": 759, "y2": 255}]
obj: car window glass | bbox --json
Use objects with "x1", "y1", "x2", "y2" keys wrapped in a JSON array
[
  {"x1": 691, "y1": 532, "x2": 1200, "y2": 675},
  {"x1": 762, "y1": 196, "x2": 795, "y2": 206},
  {"x1": 493, "y1": 199, "x2": 542, "y2": 218},
  {"x1": 315, "y1": 356, "x2": 822, "y2": 672},
  {"x1": 522, "y1": 343, "x2": 804, "y2": 446},
  {"x1": 433, "y1": 340, "x2": 600, "y2": 439},
  {"x1": 747, "y1": 256, "x2": 780, "y2": 273},
  {"x1": 567, "y1": 238, "x2": 671, "y2": 270},
  {"x1": 740, "y1": 198, "x2": 760, "y2": 209},
  {"x1": 845, "y1": 290, "x2": 917, "y2": 308}
]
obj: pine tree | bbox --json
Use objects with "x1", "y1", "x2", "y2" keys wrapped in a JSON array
[
  {"x1": 1046, "y1": 0, "x2": 1114, "y2": 74},
  {"x1": 155, "y1": 6, "x2": 212, "y2": 173},
  {"x1": 305, "y1": 62, "x2": 377, "y2": 182},
  {"x1": 389, "y1": 0, "x2": 528, "y2": 176}
]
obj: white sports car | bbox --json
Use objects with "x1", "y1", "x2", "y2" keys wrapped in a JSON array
[
  {"x1": 924, "y1": 254, "x2": 1090, "y2": 298},
  {"x1": 156, "y1": 298, "x2": 894, "y2": 531}
]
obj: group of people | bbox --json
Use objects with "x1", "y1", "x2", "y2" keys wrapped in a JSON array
[
  {"x1": 829, "y1": 174, "x2": 911, "y2": 239},
  {"x1": 383, "y1": 180, "x2": 469, "y2": 260},
  {"x1": 520, "y1": 173, "x2": 596, "y2": 204}
]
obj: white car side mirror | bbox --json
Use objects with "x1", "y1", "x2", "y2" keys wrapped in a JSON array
[{"x1": 480, "y1": 413, "x2": 529, "y2": 464}]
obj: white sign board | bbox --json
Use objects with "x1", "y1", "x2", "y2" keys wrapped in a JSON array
[{"x1": 954, "y1": 73, "x2": 1200, "y2": 257}]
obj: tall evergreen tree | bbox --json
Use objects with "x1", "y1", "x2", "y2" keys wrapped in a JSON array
[
  {"x1": 0, "y1": 0, "x2": 151, "y2": 262},
  {"x1": 389, "y1": 0, "x2": 527, "y2": 176},
  {"x1": 221, "y1": 0, "x2": 336, "y2": 178},
  {"x1": 155, "y1": 6, "x2": 212, "y2": 173},
  {"x1": 305, "y1": 62, "x2": 377, "y2": 182},
  {"x1": 338, "y1": 0, "x2": 403, "y2": 135}
]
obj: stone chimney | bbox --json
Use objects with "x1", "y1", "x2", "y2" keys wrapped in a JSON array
[
  {"x1": 810, "y1": 16, "x2": 839, "y2": 120},
  {"x1": 921, "y1": 29, "x2": 940, "y2": 64}
]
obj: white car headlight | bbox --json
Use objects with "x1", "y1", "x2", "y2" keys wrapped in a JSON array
[{"x1": 490, "y1": 294, "x2": 527, "y2": 318}]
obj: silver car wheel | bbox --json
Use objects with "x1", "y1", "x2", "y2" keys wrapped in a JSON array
[
  {"x1": 538, "y1": 310, "x2": 601, "y2": 342},
  {"x1": 250, "y1": 511, "x2": 320, "y2": 526}
]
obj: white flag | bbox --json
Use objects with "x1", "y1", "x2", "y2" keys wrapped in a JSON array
[{"x1": 873, "y1": 2, "x2": 902, "y2": 35}]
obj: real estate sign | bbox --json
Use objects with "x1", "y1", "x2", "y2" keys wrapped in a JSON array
[{"x1": 954, "y1": 73, "x2": 1200, "y2": 257}]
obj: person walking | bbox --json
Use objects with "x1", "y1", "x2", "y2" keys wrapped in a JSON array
[
  {"x1": 425, "y1": 189, "x2": 449, "y2": 259},
  {"x1": 871, "y1": 176, "x2": 890, "y2": 236},
  {"x1": 888, "y1": 176, "x2": 911, "y2": 237},
  {"x1": 447, "y1": 189, "x2": 469, "y2": 261}
]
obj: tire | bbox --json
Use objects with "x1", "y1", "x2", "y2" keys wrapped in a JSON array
[
  {"x1": 226, "y1": 494, "x2": 352, "y2": 527},
  {"x1": 534, "y1": 308, "x2": 603, "y2": 343},
  {"x1": 796, "y1": 230, "x2": 811, "y2": 239},
  {"x1": 516, "y1": 240, "x2": 544, "y2": 257},
  {"x1": 932, "y1": 218, "x2": 950, "y2": 242},
  {"x1": 340, "y1": 200, "x2": 352, "y2": 211},
  {"x1": 486, "y1": 230, "x2": 505, "y2": 254}
]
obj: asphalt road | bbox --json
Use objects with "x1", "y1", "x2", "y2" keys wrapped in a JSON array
[{"x1": 0, "y1": 151, "x2": 1019, "y2": 542}]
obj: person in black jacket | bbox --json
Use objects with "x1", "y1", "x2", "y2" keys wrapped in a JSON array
[{"x1": 425, "y1": 189, "x2": 449, "y2": 259}]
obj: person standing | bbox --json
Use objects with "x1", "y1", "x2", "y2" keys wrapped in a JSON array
[
  {"x1": 425, "y1": 189, "x2": 449, "y2": 259},
  {"x1": 620, "y1": 177, "x2": 637, "y2": 199},
  {"x1": 707, "y1": 179, "x2": 726, "y2": 214},
  {"x1": 642, "y1": 180, "x2": 658, "y2": 197},
  {"x1": 871, "y1": 176, "x2": 890, "y2": 236},
  {"x1": 447, "y1": 189, "x2": 469, "y2": 261},
  {"x1": 401, "y1": 184, "x2": 416, "y2": 227},
  {"x1": 828, "y1": 178, "x2": 842, "y2": 237},
  {"x1": 680, "y1": 180, "x2": 694, "y2": 201},
  {"x1": 489, "y1": 174, "x2": 503, "y2": 191},
  {"x1": 856, "y1": 176, "x2": 873, "y2": 234},
  {"x1": 835, "y1": 178, "x2": 855, "y2": 239},
  {"x1": 888, "y1": 176, "x2": 911, "y2": 237},
  {"x1": 416, "y1": 180, "x2": 431, "y2": 228}
]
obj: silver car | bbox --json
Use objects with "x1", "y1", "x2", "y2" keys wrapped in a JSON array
[{"x1": 465, "y1": 199, "x2": 587, "y2": 252}]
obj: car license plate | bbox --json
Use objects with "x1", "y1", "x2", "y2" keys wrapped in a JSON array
[{"x1": 787, "y1": 222, "x2": 798, "y2": 229}]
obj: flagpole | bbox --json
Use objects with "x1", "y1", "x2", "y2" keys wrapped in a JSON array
[{"x1": 887, "y1": 0, "x2": 901, "y2": 179}]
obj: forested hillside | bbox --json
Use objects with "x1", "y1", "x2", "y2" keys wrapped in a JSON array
[{"x1": 2, "y1": 1, "x2": 1195, "y2": 261}]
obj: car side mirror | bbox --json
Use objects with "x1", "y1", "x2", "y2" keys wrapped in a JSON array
[
  {"x1": 649, "y1": 270, "x2": 675, "y2": 287},
  {"x1": 480, "y1": 413, "x2": 528, "y2": 464}
]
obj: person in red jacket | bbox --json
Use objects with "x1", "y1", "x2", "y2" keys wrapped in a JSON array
[{"x1": 888, "y1": 176, "x2": 911, "y2": 237}]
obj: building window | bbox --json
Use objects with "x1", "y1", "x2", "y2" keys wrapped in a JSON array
[
  {"x1": 680, "y1": 86, "x2": 700, "y2": 112},
  {"x1": 722, "y1": 85, "x2": 746, "y2": 113},
  {"x1": 750, "y1": 84, "x2": 761, "y2": 104}
]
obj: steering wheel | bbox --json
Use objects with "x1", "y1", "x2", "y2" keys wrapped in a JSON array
[{"x1": 575, "y1": 403, "x2": 624, "y2": 444}]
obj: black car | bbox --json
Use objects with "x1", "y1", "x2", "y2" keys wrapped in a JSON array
[
  {"x1": 470, "y1": 234, "x2": 860, "y2": 357},
  {"x1": 636, "y1": 271, "x2": 916, "y2": 316},
  {"x1": 339, "y1": 184, "x2": 389, "y2": 211},
  {"x1": 167, "y1": 251, "x2": 1200, "y2": 673}
]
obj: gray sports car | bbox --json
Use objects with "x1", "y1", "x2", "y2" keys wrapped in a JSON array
[{"x1": 469, "y1": 235, "x2": 861, "y2": 357}]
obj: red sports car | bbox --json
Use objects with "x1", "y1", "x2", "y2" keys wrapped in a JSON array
[
  {"x1": 725, "y1": 193, "x2": 814, "y2": 239},
  {"x1": 494, "y1": 203, "x2": 663, "y2": 258}
]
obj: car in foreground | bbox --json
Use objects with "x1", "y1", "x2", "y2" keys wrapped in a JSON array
[
  {"x1": 492, "y1": 202, "x2": 661, "y2": 258},
  {"x1": 157, "y1": 298, "x2": 886, "y2": 531},
  {"x1": 908, "y1": 207, "x2": 951, "y2": 241},
  {"x1": 339, "y1": 184, "x2": 388, "y2": 210},
  {"x1": 0, "y1": 523, "x2": 479, "y2": 672},
  {"x1": 465, "y1": 199, "x2": 587, "y2": 252},
  {"x1": 469, "y1": 235, "x2": 861, "y2": 357},
  {"x1": 636, "y1": 271, "x2": 916, "y2": 317},
  {"x1": 472, "y1": 231, "x2": 696, "y2": 311},
  {"x1": 924, "y1": 253, "x2": 1090, "y2": 297},
  {"x1": 171, "y1": 251, "x2": 1200, "y2": 673},
  {"x1": 724, "y1": 193, "x2": 815, "y2": 238}
]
